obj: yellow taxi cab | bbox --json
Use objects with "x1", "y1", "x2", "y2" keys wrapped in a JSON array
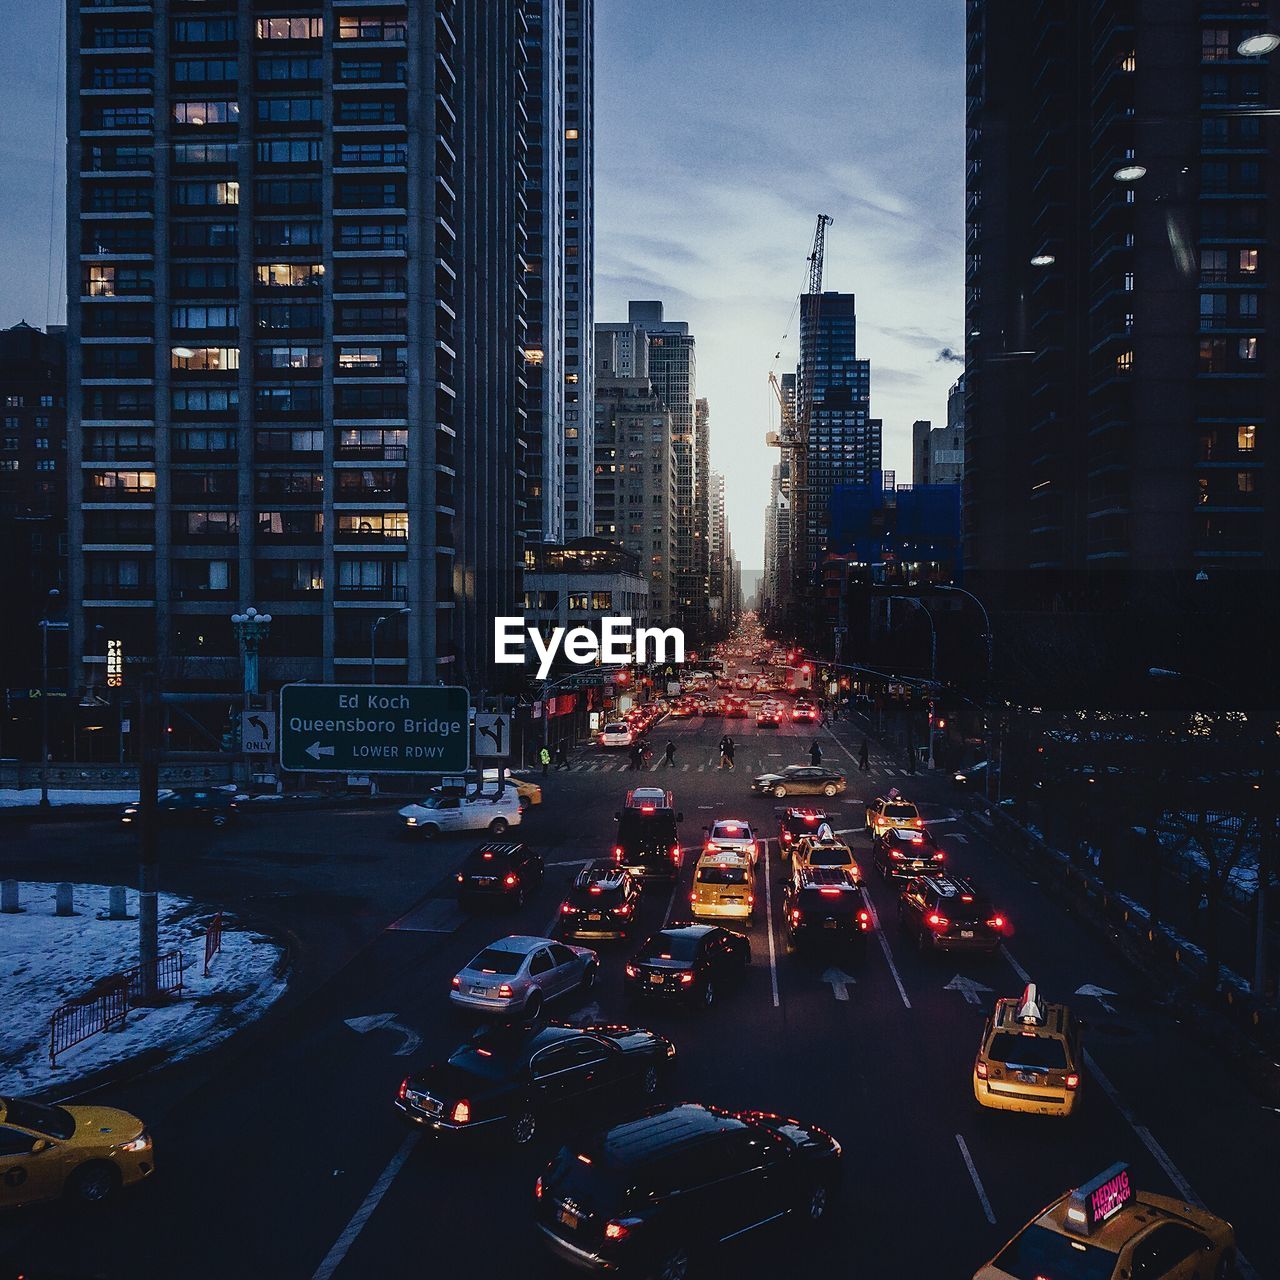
[
  {"x1": 865, "y1": 790, "x2": 922, "y2": 839},
  {"x1": 974, "y1": 1162, "x2": 1237, "y2": 1280},
  {"x1": 973, "y1": 983, "x2": 1084, "y2": 1117},
  {"x1": 0, "y1": 1095, "x2": 154, "y2": 1207},
  {"x1": 511, "y1": 776, "x2": 542, "y2": 808},
  {"x1": 689, "y1": 849, "x2": 755, "y2": 925},
  {"x1": 792, "y1": 824, "x2": 862, "y2": 885}
]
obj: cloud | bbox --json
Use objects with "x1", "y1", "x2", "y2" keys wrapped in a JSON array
[{"x1": 936, "y1": 347, "x2": 965, "y2": 364}]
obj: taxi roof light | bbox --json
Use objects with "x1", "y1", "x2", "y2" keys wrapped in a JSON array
[{"x1": 1017, "y1": 982, "x2": 1046, "y2": 1026}]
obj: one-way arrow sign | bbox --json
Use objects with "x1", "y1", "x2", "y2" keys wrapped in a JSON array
[
  {"x1": 306, "y1": 741, "x2": 336, "y2": 762},
  {"x1": 822, "y1": 968, "x2": 856, "y2": 1002},
  {"x1": 1075, "y1": 984, "x2": 1118, "y2": 1014},
  {"x1": 944, "y1": 975, "x2": 993, "y2": 1007},
  {"x1": 344, "y1": 1012, "x2": 422, "y2": 1057}
]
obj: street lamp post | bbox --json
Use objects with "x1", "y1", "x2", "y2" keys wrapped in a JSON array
[
  {"x1": 231, "y1": 606, "x2": 273, "y2": 700},
  {"x1": 889, "y1": 595, "x2": 937, "y2": 769},
  {"x1": 370, "y1": 607, "x2": 411, "y2": 684},
  {"x1": 38, "y1": 588, "x2": 61, "y2": 807},
  {"x1": 936, "y1": 584, "x2": 996, "y2": 800}
]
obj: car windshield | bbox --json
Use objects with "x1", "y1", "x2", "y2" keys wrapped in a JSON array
[
  {"x1": 639, "y1": 933, "x2": 700, "y2": 962},
  {"x1": 986, "y1": 1032, "x2": 1069, "y2": 1069},
  {"x1": 445, "y1": 1046, "x2": 519, "y2": 1082},
  {"x1": 696, "y1": 865, "x2": 750, "y2": 885},
  {"x1": 2, "y1": 1098, "x2": 76, "y2": 1140},
  {"x1": 884, "y1": 803, "x2": 918, "y2": 819},
  {"x1": 466, "y1": 947, "x2": 526, "y2": 975},
  {"x1": 570, "y1": 883, "x2": 626, "y2": 907},
  {"x1": 463, "y1": 850, "x2": 511, "y2": 872},
  {"x1": 992, "y1": 1225, "x2": 1117, "y2": 1280},
  {"x1": 948, "y1": 896, "x2": 993, "y2": 923},
  {"x1": 712, "y1": 823, "x2": 750, "y2": 840},
  {"x1": 618, "y1": 811, "x2": 676, "y2": 841},
  {"x1": 604, "y1": 723, "x2": 627, "y2": 733},
  {"x1": 807, "y1": 846, "x2": 853, "y2": 867}
]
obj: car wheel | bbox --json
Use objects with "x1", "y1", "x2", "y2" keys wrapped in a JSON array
[
  {"x1": 823, "y1": 783, "x2": 837, "y2": 797},
  {"x1": 701, "y1": 979, "x2": 716, "y2": 1009},
  {"x1": 805, "y1": 1182, "x2": 832, "y2": 1224},
  {"x1": 490, "y1": 818, "x2": 509, "y2": 836},
  {"x1": 580, "y1": 963, "x2": 598, "y2": 993},
  {"x1": 522, "y1": 991, "x2": 543, "y2": 1022},
  {"x1": 67, "y1": 1161, "x2": 121, "y2": 1205},
  {"x1": 510, "y1": 1107, "x2": 537, "y2": 1146},
  {"x1": 640, "y1": 1064, "x2": 660, "y2": 1096},
  {"x1": 773, "y1": 785, "x2": 787, "y2": 799},
  {"x1": 651, "y1": 1245, "x2": 693, "y2": 1280},
  {"x1": 420, "y1": 823, "x2": 441, "y2": 840}
]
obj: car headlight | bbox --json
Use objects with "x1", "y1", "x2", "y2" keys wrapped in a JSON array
[
  {"x1": 119, "y1": 1132, "x2": 151, "y2": 1153},
  {"x1": 405, "y1": 817, "x2": 417, "y2": 825}
]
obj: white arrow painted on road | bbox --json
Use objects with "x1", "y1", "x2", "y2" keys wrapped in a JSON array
[
  {"x1": 1075, "y1": 984, "x2": 1118, "y2": 1014},
  {"x1": 944, "y1": 975, "x2": 993, "y2": 1007},
  {"x1": 307, "y1": 741, "x2": 336, "y2": 762},
  {"x1": 344, "y1": 1013, "x2": 422, "y2": 1057},
  {"x1": 822, "y1": 968, "x2": 856, "y2": 1002}
]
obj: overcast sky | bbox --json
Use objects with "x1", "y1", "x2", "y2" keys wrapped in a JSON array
[{"x1": 0, "y1": 0, "x2": 964, "y2": 569}]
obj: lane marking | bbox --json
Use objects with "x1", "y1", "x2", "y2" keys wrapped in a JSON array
[
  {"x1": 544, "y1": 857, "x2": 592, "y2": 868},
  {"x1": 861, "y1": 891, "x2": 911, "y2": 1009},
  {"x1": 660, "y1": 876, "x2": 681, "y2": 928},
  {"x1": 998, "y1": 947, "x2": 1260, "y2": 1280},
  {"x1": 762, "y1": 838, "x2": 780, "y2": 1008},
  {"x1": 955, "y1": 1133, "x2": 997, "y2": 1225},
  {"x1": 311, "y1": 1133, "x2": 418, "y2": 1280}
]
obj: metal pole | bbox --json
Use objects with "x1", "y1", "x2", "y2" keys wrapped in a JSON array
[
  {"x1": 370, "y1": 617, "x2": 383, "y2": 685},
  {"x1": 137, "y1": 676, "x2": 160, "y2": 997},
  {"x1": 39, "y1": 621, "x2": 50, "y2": 806}
]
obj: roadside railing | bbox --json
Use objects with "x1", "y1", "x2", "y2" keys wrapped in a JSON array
[{"x1": 204, "y1": 911, "x2": 223, "y2": 976}]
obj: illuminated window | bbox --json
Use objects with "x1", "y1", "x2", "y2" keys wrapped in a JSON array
[
  {"x1": 1236, "y1": 472, "x2": 1255, "y2": 494},
  {"x1": 523, "y1": 347, "x2": 545, "y2": 365},
  {"x1": 1238, "y1": 425, "x2": 1256, "y2": 452},
  {"x1": 565, "y1": 128, "x2": 579, "y2": 140},
  {"x1": 1115, "y1": 350, "x2": 1134, "y2": 373},
  {"x1": 256, "y1": 17, "x2": 323, "y2": 40},
  {"x1": 1238, "y1": 337, "x2": 1259, "y2": 361},
  {"x1": 1120, "y1": 52, "x2": 1136, "y2": 72},
  {"x1": 1239, "y1": 248, "x2": 1259, "y2": 274},
  {"x1": 87, "y1": 266, "x2": 115, "y2": 297}
]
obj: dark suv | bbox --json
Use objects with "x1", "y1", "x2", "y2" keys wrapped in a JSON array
[
  {"x1": 559, "y1": 862, "x2": 643, "y2": 940},
  {"x1": 455, "y1": 842, "x2": 545, "y2": 911},
  {"x1": 776, "y1": 806, "x2": 827, "y2": 860},
  {"x1": 612, "y1": 802, "x2": 684, "y2": 879},
  {"x1": 781, "y1": 868, "x2": 872, "y2": 953},
  {"x1": 897, "y1": 874, "x2": 1008, "y2": 954},
  {"x1": 534, "y1": 1102, "x2": 843, "y2": 1276}
]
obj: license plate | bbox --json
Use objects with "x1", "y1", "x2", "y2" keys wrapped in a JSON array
[
  {"x1": 587, "y1": 913, "x2": 602, "y2": 921},
  {"x1": 470, "y1": 986, "x2": 490, "y2": 996},
  {"x1": 475, "y1": 877, "x2": 495, "y2": 887},
  {"x1": 649, "y1": 973, "x2": 663, "y2": 985},
  {"x1": 557, "y1": 1207, "x2": 580, "y2": 1230},
  {"x1": 823, "y1": 919, "x2": 838, "y2": 929},
  {"x1": 960, "y1": 930, "x2": 974, "y2": 939}
]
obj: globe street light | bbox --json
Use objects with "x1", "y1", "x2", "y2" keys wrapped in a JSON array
[
  {"x1": 1113, "y1": 163, "x2": 1148, "y2": 183},
  {"x1": 1237, "y1": 33, "x2": 1280, "y2": 57},
  {"x1": 231, "y1": 606, "x2": 273, "y2": 699}
]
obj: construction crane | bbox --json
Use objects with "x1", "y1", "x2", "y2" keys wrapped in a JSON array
[{"x1": 767, "y1": 214, "x2": 832, "y2": 628}]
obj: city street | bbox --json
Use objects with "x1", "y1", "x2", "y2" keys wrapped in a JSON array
[{"x1": 1, "y1": 709, "x2": 1273, "y2": 1280}]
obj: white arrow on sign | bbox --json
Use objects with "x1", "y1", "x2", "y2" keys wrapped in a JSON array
[
  {"x1": 944, "y1": 975, "x2": 994, "y2": 1007},
  {"x1": 1075, "y1": 984, "x2": 1118, "y2": 1014},
  {"x1": 344, "y1": 1013, "x2": 422, "y2": 1057},
  {"x1": 306, "y1": 741, "x2": 336, "y2": 762},
  {"x1": 822, "y1": 968, "x2": 856, "y2": 1002}
]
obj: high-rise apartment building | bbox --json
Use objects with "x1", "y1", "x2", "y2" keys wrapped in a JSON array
[
  {"x1": 798, "y1": 292, "x2": 879, "y2": 584},
  {"x1": 67, "y1": 1, "x2": 536, "y2": 693},
  {"x1": 912, "y1": 416, "x2": 964, "y2": 487},
  {"x1": 521, "y1": 0, "x2": 594, "y2": 545},
  {"x1": 592, "y1": 326, "x2": 677, "y2": 623},
  {"x1": 707, "y1": 468, "x2": 725, "y2": 629},
  {"x1": 693, "y1": 395, "x2": 711, "y2": 624},
  {"x1": 964, "y1": 0, "x2": 1279, "y2": 610}
]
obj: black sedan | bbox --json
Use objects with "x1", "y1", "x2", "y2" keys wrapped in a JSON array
[
  {"x1": 624, "y1": 925, "x2": 749, "y2": 1010},
  {"x1": 535, "y1": 1102, "x2": 843, "y2": 1276},
  {"x1": 395, "y1": 1023, "x2": 675, "y2": 1146},
  {"x1": 558, "y1": 862, "x2": 642, "y2": 939},
  {"x1": 750, "y1": 765, "x2": 847, "y2": 799},
  {"x1": 872, "y1": 825, "x2": 946, "y2": 880},
  {"x1": 120, "y1": 787, "x2": 239, "y2": 828}
]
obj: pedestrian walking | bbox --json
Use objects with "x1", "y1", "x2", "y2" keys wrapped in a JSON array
[
  {"x1": 664, "y1": 739, "x2": 676, "y2": 767},
  {"x1": 553, "y1": 740, "x2": 568, "y2": 770},
  {"x1": 820, "y1": 707, "x2": 831, "y2": 728},
  {"x1": 858, "y1": 738, "x2": 870, "y2": 773},
  {"x1": 630, "y1": 741, "x2": 645, "y2": 771},
  {"x1": 539, "y1": 745, "x2": 551, "y2": 777},
  {"x1": 725, "y1": 738, "x2": 736, "y2": 771},
  {"x1": 809, "y1": 740, "x2": 822, "y2": 766}
]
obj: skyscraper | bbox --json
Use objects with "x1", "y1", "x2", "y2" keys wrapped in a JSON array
[
  {"x1": 965, "y1": 0, "x2": 1278, "y2": 612},
  {"x1": 798, "y1": 292, "x2": 879, "y2": 585},
  {"x1": 521, "y1": 0, "x2": 594, "y2": 545},
  {"x1": 67, "y1": 1, "x2": 538, "y2": 693}
]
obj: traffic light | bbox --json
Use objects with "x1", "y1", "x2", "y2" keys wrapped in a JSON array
[
  {"x1": 801, "y1": 663, "x2": 812, "y2": 677},
  {"x1": 614, "y1": 669, "x2": 629, "y2": 686}
]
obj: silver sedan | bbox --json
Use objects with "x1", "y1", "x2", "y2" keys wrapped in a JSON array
[{"x1": 449, "y1": 935, "x2": 598, "y2": 1020}]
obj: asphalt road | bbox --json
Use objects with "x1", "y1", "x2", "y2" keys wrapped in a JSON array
[{"x1": 1, "y1": 710, "x2": 1275, "y2": 1279}]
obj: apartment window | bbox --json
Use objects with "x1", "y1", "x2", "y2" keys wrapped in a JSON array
[
  {"x1": 1115, "y1": 351, "x2": 1134, "y2": 374},
  {"x1": 336, "y1": 221, "x2": 406, "y2": 250},
  {"x1": 171, "y1": 346, "x2": 238, "y2": 372},
  {"x1": 1123, "y1": 272, "x2": 1135, "y2": 292},
  {"x1": 255, "y1": 99, "x2": 323, "y2": 125},
  {"x1": 1237, "y1": 472, "x2": 1255, "y2": 495},
  {"x1": 1201, "y1": 28, "x2": 1231, "y2": 61},
  {"x1": 337, "y1": 16, "x2": 407, "y2": 42},
  {"x1": 172, "y1": 18, "x2": 236, "y2": 44},
  {"x1": 337, "y1": 141, "x2": 406, "y2": 165},
  {"x1": 36, "y1": 459, "x2": 56, "y2": 472},
  {"x1": 173, "y1": 101, "x2": 239, "y2": 126},
  {"x1": 172, "y1": 305, "x2": 238, "y2": 330},
  {"x1": 171, "y1": 179, "x2": 240, "y2": 206},
  {"x1": 256, "y1": 55, "x2": 324, "y2": 81},
  {"x1": 1238, "y1": 336, "x2": 1259, "y2": 361},
  {"x1": 1200, "y1": 248, "x2": 1228, "y2": 283},
  {"x1": 335, "y1": 99, "x2": 404, "y2": 125},
  {"x1": 1200, "y1": 294, "x2": 1227, "y2": 328},
  {"x1": 94, "y1": 106, "x2": 154, "y2": 131},
  {"x1": 256, "y1": 17, "x2": 324, "y2": 40},
  {"x1": 591, "y1": 592, "x2": 612, "y2": 610},
  {"x1": 259, "y1": 345, "x2": 323, "y2": 370},
  {"x1": 254, "y1": 220, "x2": 321, "y2": 249},
  {"x1": 1238, "y1": 294, "x2": 1259, "y2": 320},
  {"x1": 336, "y1": 179, "x2": 404, "y2": 208},
  {"x1": 180, "y1": 511, "x2": 239, "y2": 538},
  {"x1": 172, "y1": 141, "x2": 237, "y2": 167},
  {"x1": 256, "y1": 262, "x2": 323, "y2": 288},
  {"x1": 1239, "y1": 248, "x2": 1259, "y2": 274},
  {"x1": 171, "y1": 222, "x2": 238, "y2": 250},
  {"x1": 256, "y1": 139, "x2": 323, "y2": 165},
  {"x1": 173, "y1": 428, "x2": 236, "y2": 455},
  {"x1": 173, "y1": 58, "x2": 238, "y2": 83},
  {"x1": 171, "y1": 388, "x2": 239, "y2": 414},
  {"x1": 1199, "y1": 337, "x2": 1228, "y2": 371},
  {"x1": 255, "y1": 178, "x2": 323, "y2": 207},
  {"x1": 1239, "y1": 425, "x2": 1257, "y2": 452}
]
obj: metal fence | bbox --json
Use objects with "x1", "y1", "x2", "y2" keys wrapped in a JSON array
[
  {"x1": 48, "y1": 950, "x2": 185, "y2": 1067},
  {"x1": 204, "y1": 912, "x2": 223, "y2": 976}
]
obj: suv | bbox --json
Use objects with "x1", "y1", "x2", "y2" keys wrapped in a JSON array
[
  {"x1": 456, "y1": 842, "x2": 545, "y2": 911},
  {"x1": 782, "y1": 868, "x2": 872, "y2": 953},
  {"x1": 973, "y1": 983, "x2": 1083, "y2": 1117},
  {"x1": 690, "y1": 850, "x2": 755, "y2": 925},
  {"x1": 703, "y1": 818, "x2": 759, "y2": 865},
  {"x1": 777, "y1": 807, "x2": 828, "y2": 859},
  {"x1": 897, "y1": 874, "x2": 1008, "y2": 954},
  {"x1": 559, "y1": 862, "x2": 642, "y2": 939},
  {"x1": 535, "y1": 1103, "x2": 843, "y2": 1277},
  {"x1": 613, "y1": 798, "x2": 684, "y2": 879}
]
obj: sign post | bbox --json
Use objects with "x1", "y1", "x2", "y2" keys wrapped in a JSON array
[{"x1": 279, "y1": 684, "x2": 470, "y2": 774}]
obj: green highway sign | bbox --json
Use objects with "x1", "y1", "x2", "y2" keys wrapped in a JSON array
[{"x1": 279, "y1": 683, "x2": 470, "y2": 774}]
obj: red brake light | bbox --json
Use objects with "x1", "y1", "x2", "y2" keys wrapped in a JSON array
[
  {"x1": 690, "y1": 890, "x2": 697, "y2": 902},
  {"x1": 641, "y1": 804, "x2": 655, "y2": 813},
  {"x1": 504, "y1": 873, "x2": 518, "y2": 888},
  {"x1": 398, "y1": 1078, "x2": 409, "y2": 1099},
  {"x1": 604, "y1": 1220, "x2": 631, "y2": 1241},
  {"x1": 782, "y1": 831, "x2": 792, "y2": 843},
  {"x1": 790, "y1": 908, "x2": 802, "y2": 923},
  {"x1": 456, "y1": 872, "x2": 465, "y2": 883},
  {"x1": 1065, "y1": 1072, "x2": 1080, "y2": 1090},
  {"x1": 927, "y1": 912, "x2": 949, "y2": 930},
  {"x1": 560, "y1": 901, "x2": 573, "y2": 914},
  {"x1": 679, "y1": 972, "x2": 695, "y2": 984},
  {"x1": 451, "y1": 1100, "x2": 471, "y2": 1124},
  {"x1": 451, "y1": 975, "x2": 461, "y2": 989},
  {"x1": 589, "y1": 884, "x2": 603, "y2": 894},
  {"x1": 819, "y1": 887, "x2": 841, "y2": 897},
  {"x1": 975, "y1": 1060, "x2": 989, "y2": 1080},
  {"x1": 625, "y1": 964, "x2": 639, "y2": 978},
  {"x1": 615, "y1": 902, "x2": 632, "y2": 915},
  {"x1": 497, "y1": 984, "x2": 513, "y2": 998},
  {"x1": 534, "y1": 1177, "x2": 543, "y2": 1200},
  {"x1": 857, "y1": 909, "x2": 870, "y2": 924},
  {"x1": 932, "y1": 852, "x2": 945, "y2": 861},
  {"x1": 960, "y1": 894, "x2": 974, "y2": 902},
  {"x1": 988, "y1": 915, "x2": 1005, "y2": 930},
  {"x1": 890, "y1": 850, "x2": 903, "y2": 859},
  {"x1": 670, "y1": 844, "x2": 680, "y2": 861},
  {"x1": 482, "y1": 852, "x2": 493, "y2": 860},
  {"x1": 613, "y1": 846, "x2": 624, "y2": 859}
]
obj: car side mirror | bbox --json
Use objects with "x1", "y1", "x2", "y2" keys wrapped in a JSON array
[{"x1": 30, "y1": 1138, "x2": 54, "y2": 1154}]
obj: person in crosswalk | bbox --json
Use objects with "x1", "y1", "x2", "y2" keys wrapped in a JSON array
[
  {"x1": 809, "y1": 740, "x2": 822, "y2": 766},
  {"x1": 858, "y1": 738, "x2": 870, "y2": 772},
  {"x1": 664, "y1": 739, "x2": 676, "y2": 767},
  {"x1": 553, "y1": 740, "x2": 569, "y2": 770}
]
